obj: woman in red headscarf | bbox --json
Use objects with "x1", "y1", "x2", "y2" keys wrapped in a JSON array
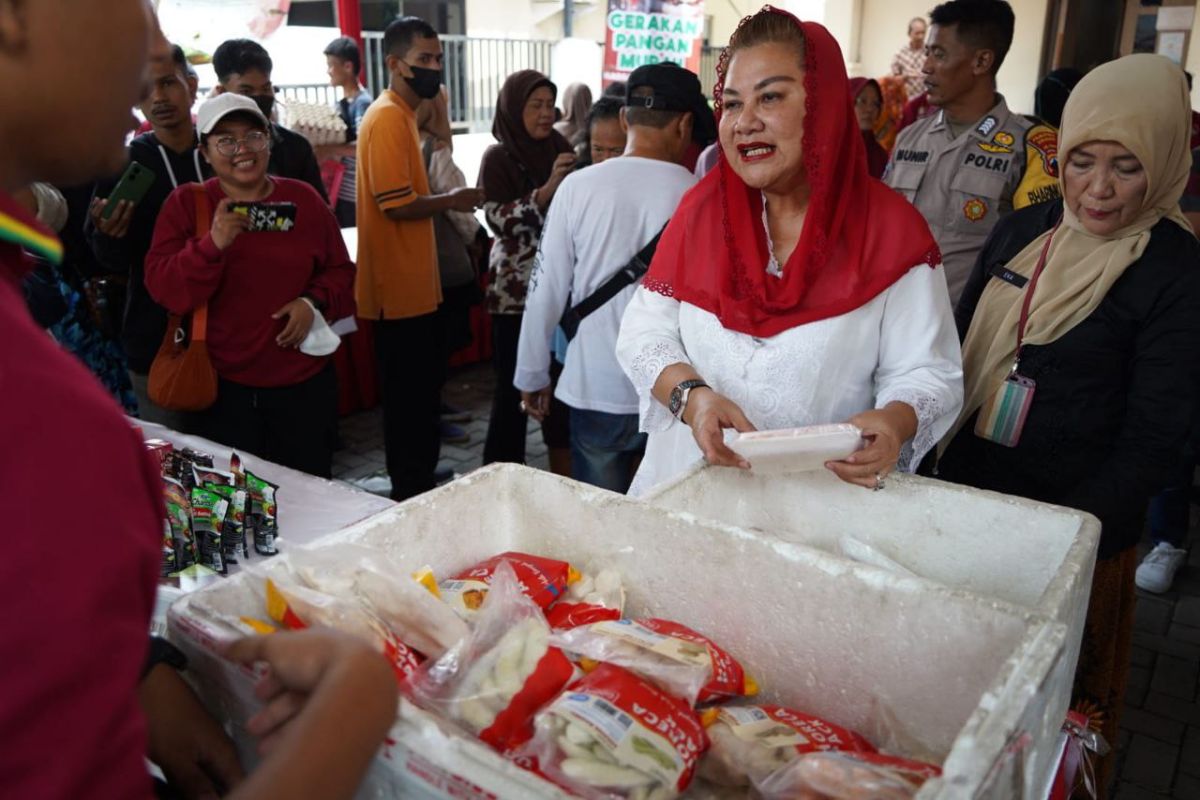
[{"x1": 616, "y1": 7, "x2": 963, "y2": 495}]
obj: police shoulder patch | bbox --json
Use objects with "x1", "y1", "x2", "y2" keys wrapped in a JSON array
[{"x1": 1025, "y1": 124, "x2": 1059, "y2": 178}]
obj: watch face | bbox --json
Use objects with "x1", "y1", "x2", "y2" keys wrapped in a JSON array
[{"x1": 669, "y1": 388, "x2": 683, "y2": 415}]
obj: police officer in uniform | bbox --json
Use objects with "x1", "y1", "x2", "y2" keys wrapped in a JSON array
[{"x1": 884, "y1": 0, "x2": 1058, "y2": 305}]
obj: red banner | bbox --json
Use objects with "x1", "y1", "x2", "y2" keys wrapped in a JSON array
[{"x1": 603, "y1": 0, "x2": 707, "y2": 87}]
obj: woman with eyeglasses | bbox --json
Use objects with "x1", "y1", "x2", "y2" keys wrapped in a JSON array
[{"x1": 145, "y1": 94, "x2": 355, "y2": 477}]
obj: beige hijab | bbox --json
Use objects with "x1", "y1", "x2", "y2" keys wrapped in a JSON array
[{"x1": 944, "y1": 54, "x2": 1193, "y2": 451}]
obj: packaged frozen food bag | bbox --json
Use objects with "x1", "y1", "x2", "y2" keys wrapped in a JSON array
[
  {"x1": 527, "y1": 662, "x2": 709, "y2": 799},
  {"x1": 193, "y1": 463, "x2": 234, "y2": 488},
  {"x1": 145, "y1": 439, "x2": 174, "y2": 472},
  {"x1": 412, "y1": 561, "x2": 576, "y2": 751},
  {"x1": 245, "y1": 470, "x2": 279, "y2": 556},
  {"x1": 755, "y1": 750, "x2": 941, "y2": 800},
  {"x1": 190, "y1": 487, "x2": 228, "y2": 575},
  {"x1": 545, "y1": 568, "x2": 625, "y2": 630},
  {"x1": 262, "y1": 576, "x2": 422, "y2": 682},
  {"x1": 163, "y1": 477, "x2": 197, "y2": 569},
  {"x1": 205, "y1": 483, "x2": 246, "y2": 564},
  {"x1": 552, "y1": 618, "x2": 758, "y2": 706},
  {"x1": 160, "y1": 520, "x2": 177, "y2": 578},
  {"x1": 698, "y1": 705, "x2": 875, "y2": 787},
  {"x1": 229, "y1": 451, "x2": 246, "y2": 487},
  {"x1": 439, "y1": 552, "x2": 579, "y2": 618},
  {"x1": 288, "y1": 545, "x2": 469, "y2": 659}
]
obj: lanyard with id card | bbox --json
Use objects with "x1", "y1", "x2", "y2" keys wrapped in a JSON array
[{"x1": 974, "y1": 224, "x2": 1059, "y2": 447}]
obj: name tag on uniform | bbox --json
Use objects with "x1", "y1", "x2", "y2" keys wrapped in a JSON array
[{"x1": 989, "y1": 263, "x2": 1028, "y2": 288}]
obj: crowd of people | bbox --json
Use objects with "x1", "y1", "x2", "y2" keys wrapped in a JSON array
[{"x1": 5, "y1": 0, "x2": 1200, "y2": 797}]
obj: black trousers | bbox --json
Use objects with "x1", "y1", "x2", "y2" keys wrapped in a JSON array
[
  {"x1": 200, "y1": 363, "x2": 337, "y2": 478},
  {"x1": 376, "y1": 313, "x2": 445, "y2": 500},
  {"x1": 483, "y1": 314, "x2": 526, "y2": 465}
]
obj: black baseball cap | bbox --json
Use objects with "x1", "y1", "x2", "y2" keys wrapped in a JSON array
[{"x1": 625, "y1": 62, "x2": 716, "y2": 145}]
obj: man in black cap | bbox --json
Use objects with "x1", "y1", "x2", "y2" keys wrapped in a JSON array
[{"x1": 513, "y1": 62, "x2": 704, "y2": 494}]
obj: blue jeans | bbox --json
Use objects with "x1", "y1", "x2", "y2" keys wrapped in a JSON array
[
  {"x1": 1149, "y1": 451, "x2": 1195, "y2": 548},
  {"x1": 569, "y1": 407, "x2": 647, "y2": 494}
]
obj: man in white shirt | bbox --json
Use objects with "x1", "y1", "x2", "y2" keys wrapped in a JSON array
[{"x1": 515, "y1": 63, "x2": 703, "y2": 492}]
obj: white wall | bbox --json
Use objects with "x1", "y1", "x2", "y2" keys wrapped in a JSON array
[{"x1": 857, "y1": 0, "x2": 1050, "y2": 115}]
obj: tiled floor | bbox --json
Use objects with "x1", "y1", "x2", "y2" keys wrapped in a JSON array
[{"x1": 334, "y1": 361, "x2": 1199, "y2": 798}]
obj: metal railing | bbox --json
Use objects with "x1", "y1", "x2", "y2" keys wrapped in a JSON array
[
  {"x1": 276, "y1": 84, "x2": 341, "y2": 107},
  {"x1": 363, "y1": 32, "x2": 554, "y2": 132},
  {"x1": 267, "y1": 36, "x2": 722, "y2": 131},
  {"x1": 699, "y1": 45, "x2": 722, "y2": 97}
]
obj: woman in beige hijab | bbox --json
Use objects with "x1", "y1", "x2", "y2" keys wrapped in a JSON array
[
  {"x1": 938, "y1": 54, "x2": 1200, "y2": 795},
  {"x1": 552, "y1": 81, "x2": 592, "y2": 142}
]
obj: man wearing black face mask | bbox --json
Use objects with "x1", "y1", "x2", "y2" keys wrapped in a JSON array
[
  {"x1": 212, "y1": 39, "x2": 328, "y2": 202},
  {"x1": 355, "y1": 16, "x2": 484, "y2": 501}
]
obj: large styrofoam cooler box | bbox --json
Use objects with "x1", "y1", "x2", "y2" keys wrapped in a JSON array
[
  {"x1": 642, "y1": 465, "x2": 1101, "y2": 797},
  {"x1": 169, "y1": 464, "x2": 1064, "y2": 800}
]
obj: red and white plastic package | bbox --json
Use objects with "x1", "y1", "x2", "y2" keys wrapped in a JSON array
[
  {"x1": 551, "y1": 618, "x2": 757, "y2": 706},
  {"x1": 525, "y1": 662, "x2": 709, "y2": 800},
  {"x1": 755, "y1": 751, "x2": 942, "y2": 800},
  {"x1": 411, "y1": 561, "x2": 576, "y2": 752},
  {"x1": 260, "y1": 575, "x2": 423, "y2": 682},
  {"x1": 439, "y1": 551, "x2": 579, "y2": 618},
  {"x1": 545, "y1": 567, "x2": 625, "y2": 630},
  {"x1": 698, "y1": 705, "x2": 876, "y2": 787},
  {"x1": 286, "y1": 544, "x2": 469, "y2": 659}
]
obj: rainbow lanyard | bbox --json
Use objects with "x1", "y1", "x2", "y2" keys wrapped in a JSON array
[{"x1": 0, "y1": 192, "x2": 63, "y2": 266}]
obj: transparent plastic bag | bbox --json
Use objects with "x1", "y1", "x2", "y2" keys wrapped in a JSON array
[
  {"x1": 524, "y1": 662, "x2": 709, "y2": 800},
  {"x1": 755, "y1": 751, "x2": 941, "y2": 800},
  {"x1": 698, "y1": 705, "x2": 876, "y2": 788},
  {"x1": 438, "y1": 551, "x2": 579, "y2": 620},
  {"x1": 256, "y1": 573, "x2": 422, "y2": 681},
  {"x1": 287, "y1": 544, "x2": 469, "y2": 659},
  {"x1": 546, "y1": 567, "x2": 626, "y2": 630},
  {"x1": 551, "y1": 618, "x2": 757, "y2": 706},
  {"x1": 411, "y1": 560, "x2": 576, "y2": 751}
]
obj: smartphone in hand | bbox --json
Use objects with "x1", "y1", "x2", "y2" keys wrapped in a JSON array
[
  {"x1": 101, "y1": 161, "x2": 156, "y2": 219},
  {"x1": 229, "y1": 201, "x2": 298, "y2": 232}
]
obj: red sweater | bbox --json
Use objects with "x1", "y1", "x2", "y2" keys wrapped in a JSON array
[
  {"x1": 0, "y1": 192, "x2": 161, "y2": 798},
  {"x1": 145, "y1": 177, "x2": 355, "y2": 387}
]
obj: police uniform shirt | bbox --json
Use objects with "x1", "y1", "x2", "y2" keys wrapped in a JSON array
[{"x1": 884, "y1": 94, "x2": 1060, "y2": 304}]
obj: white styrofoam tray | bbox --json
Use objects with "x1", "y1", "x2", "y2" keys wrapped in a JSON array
[
  {"x1": 169, "y1": 464, "x2": 1066, "y2": 800},
  {"x1": 640, "y1": 464, "x2": 1101, "y2": 798},
  {"x1": 730, "y1": 423, "x2": 865, "y2": 473}
]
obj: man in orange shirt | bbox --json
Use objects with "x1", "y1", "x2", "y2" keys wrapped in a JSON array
[{"x1": 356, "y1": 16, "x2": 484, "y2": 500}]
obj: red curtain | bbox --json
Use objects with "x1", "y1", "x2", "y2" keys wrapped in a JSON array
[{"x1": 336, "y1": 0, "x2": 364, "y2": 53}]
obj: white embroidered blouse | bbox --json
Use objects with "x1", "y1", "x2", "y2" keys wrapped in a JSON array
[{"x1": 615, "y1": 261, "x2": 965, "y2": 496}]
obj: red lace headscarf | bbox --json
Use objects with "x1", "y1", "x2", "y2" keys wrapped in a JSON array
[{"x1": 642, "y1": 7, "x2": 940, "y2": 339}]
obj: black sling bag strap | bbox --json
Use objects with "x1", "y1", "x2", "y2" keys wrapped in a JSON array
[{"x1": 559, "y1": 224, "x2": 666, "y2": 342}]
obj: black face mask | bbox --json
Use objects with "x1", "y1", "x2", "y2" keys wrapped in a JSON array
[
  {"x1": 404, "y1": 64, "x2": 443, "y2": 100},
  {"x1": 252, "y1": 94, "x2": 275, "y2": 120}
]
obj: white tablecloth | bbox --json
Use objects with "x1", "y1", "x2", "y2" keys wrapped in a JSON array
[{"x1": 138, "y1": 420, "x2": 396, "y2": 632}]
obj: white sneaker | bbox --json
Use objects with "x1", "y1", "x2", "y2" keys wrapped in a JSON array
[{"x1": 1135, "y1": 542, "x2": 1187, "y2": 594}]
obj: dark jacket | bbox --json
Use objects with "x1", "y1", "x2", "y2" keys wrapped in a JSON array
[
  {"x1": 88, "y1": 132, "x2": 209, "y2": 373},
  {"x1": 269, "y1": 123, "x2": 328, "y2": 204},
  {"x1": 938, "y1": 200, "x2": 1200, "y2": 559}
]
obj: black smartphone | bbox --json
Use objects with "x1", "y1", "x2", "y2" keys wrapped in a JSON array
[
  {"x1": 229, "y1": 201, "x2": 298, "y2": 232},
  {"x1": 102, "y1": 161, "x2": 156, "y2": 219}
]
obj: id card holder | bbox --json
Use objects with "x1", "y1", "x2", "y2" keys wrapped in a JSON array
[{"x1": 974, "y1": 372, "x2": 1036, "y2": 447}]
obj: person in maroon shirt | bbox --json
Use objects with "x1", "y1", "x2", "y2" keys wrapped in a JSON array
[
  {"x1": 1, "y1": 3, "x2": 395, "y2": 799},
  {"x1": 146, "y1": 94, "x2": 355, "y2": 478}
]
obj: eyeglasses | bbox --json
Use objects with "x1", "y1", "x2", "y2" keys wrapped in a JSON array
[{"x1": 213, "y1": 131, "x2": 269, "y2": 157}]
